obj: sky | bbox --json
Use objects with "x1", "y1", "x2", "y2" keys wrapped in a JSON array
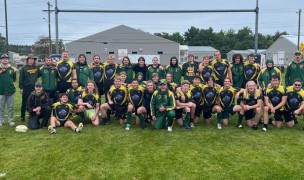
[{"x1": 0, "y1": 0, "x2": 303, "y2": 45}]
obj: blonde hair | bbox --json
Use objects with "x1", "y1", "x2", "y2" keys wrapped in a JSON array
[{"x1": 243, "y1": 81, "x2": 260, "y2": 100}]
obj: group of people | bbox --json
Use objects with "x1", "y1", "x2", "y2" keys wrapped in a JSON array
[{"x1": 0, "y1": 50, "x2": 303, "y2": 133}]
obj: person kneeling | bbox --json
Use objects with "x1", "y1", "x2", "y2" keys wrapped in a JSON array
[
  {"x1": 27, "y1": 82, "x2": 51, "y2": 129},
  {"x1": 48, "y1": 93, "x2": 83, "y2": 134}
]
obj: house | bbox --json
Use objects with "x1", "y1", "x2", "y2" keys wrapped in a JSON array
[
  {"x1": 65, "y1": 25, "x2": 180, "y2": 65},
  {"x1": 266, "y1": 35, "x2": 304, "y2": 66}
]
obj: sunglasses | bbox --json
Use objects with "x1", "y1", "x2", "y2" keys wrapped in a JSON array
[{"x1": 294, "y1": 84, "x2": 301, "y2": 87}]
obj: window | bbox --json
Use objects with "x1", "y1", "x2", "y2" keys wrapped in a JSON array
[
  {"x1": 157, "y1": 51, "x2": 163, "y2": 55},
  {"x1": 86, "y1": 52, "x2": 91, "y2": 54},
  {"x1": 209, "y1": 56, "x2": 213, "y2": 59},
  {"x1": 109, "y1": 52, "x2": 115, "y2": 54},
  {"x1": 132, "y1": 51, "x2": 137, "y2": 54},
  {"x1": 195, "y1": 56, "x2": 198, "y2": 59}
]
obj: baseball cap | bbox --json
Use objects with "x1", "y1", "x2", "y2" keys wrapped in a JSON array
[
  {"x1": 159, "y1": 79, "x2": 167, "y2": 85},
  {"x1": 35, "y1": 82, "x2": 42, "y2": 87},
  {"x1": 266, "y1": 58, "x2": 274, "y2": 64},
  {"x1": 0, "y1": 54, "x2": 9, "y2": 59},
  {"x1": 294, "y1": 51, "x2": 301, "y2": 56},
  {"x1": 26, "y1": 54, "x2": 38, "y2": 60}
]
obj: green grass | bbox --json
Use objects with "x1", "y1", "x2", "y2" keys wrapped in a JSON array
[{"x1": 1, "y1": 74, "x2": 304, "y2": 179}]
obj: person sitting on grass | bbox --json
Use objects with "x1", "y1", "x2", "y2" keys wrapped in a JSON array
[
  {"x1": 125, "y1": 79, "x2": 145, "y2": 130},
  {"x1": 77, "y1": 81, "x2": 100, "y2": 126},
  {"x1": 48, "y1": 93, "x2": 83, "y2": 134},
  {"x1": 263, "y1": 75, "x2": 287, "y2": 130},
  {"x1": 100, "y1": 77, "x2": 128, "y2": 125},
  {"x1": 216, "y1": 78, "x2": 243, "y2": 130},
  {"x1": 239, "y1": 81, "x2": 262, "y2": 129},
  {"x1": 27, "y1": 82, "x2": 51, "y2": 129},
  {"x1": 282, "y1": 79, "x2": 304, "y2": 129},
  {"x1": 175, "y1": 80, "x2": 196, "y2": 130},
  {"x1": 150, "y1": 79, "x2": 176, "y2": 131}
]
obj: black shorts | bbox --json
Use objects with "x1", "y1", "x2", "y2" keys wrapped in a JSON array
[
  {"x1": 221, "y1": 106, "x2": 236, "y2": 119},
  {"x1": 268, "y1": 109, "x2": 284, "y2": 121},
  {"x1": 203, "y1": 105, "x2": 213, "y2": 119},
  {"x1": 244, "y1": 109, "x2": 255, "y2": 120},
  {"x1": 57, "y1": 81, "x2": 71, "y2": 93},
  {"x1": 195, "y1": 105, "x2": 203, "y2": 117},
  {"x1": 59, "y1": 120, "x2": 67, "y2": 127},
  {"x1": 108, "y1": 103, "x2": 127, "y2": 119},
  {"x1": 283, "y1": 110, "x2": 296, "y2": 122},
  {"x1": 175, "y1": 109, "x2": 184, "y2": 119}
]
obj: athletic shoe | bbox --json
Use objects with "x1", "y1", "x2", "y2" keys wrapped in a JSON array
[
  {"x1": 217, "y1": 123, "x2": 222, "y2": 130},
  {"x1": 48, "y1": 126, "x2": 56, "y2": 134},
  {"x1": 167, "y1": 126, "x2": 173, "y2": 132},
  {"x1": 262, "y1": 127, "x2": 267, "y2": 132},
  {"x1": 237, "y1": 124, "x2": 243, "y2": 128},
  {"x1": 9, "y1": 121, "x2": 15, "y2": 126},
  {"x1": 125, "y1": 124, "x2": 131, "y2": 131},
  {"x1": 190, "y1": 122, "x2": 195, "y2": 128},
  {"x1": 252, "y1": 125, "x2": 258, "y2": 130},
  {"x1": 78, "y1": 123, "x2": 83, "y2": 132},
  {"x1": 98, "y1": 112, "x2": 102, "y2": 116}
]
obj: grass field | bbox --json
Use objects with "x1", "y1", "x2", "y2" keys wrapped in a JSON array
[{"x1": 1, "y1": 77, "x2": 304, "y2": 179}]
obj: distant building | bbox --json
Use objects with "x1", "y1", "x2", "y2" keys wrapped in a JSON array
[
  {"x1": 227, "y1": 49, "x2": 267, "y2": 62},
  {"x1": 266, "y1": 35, "x2": 304, "y2": 66},
  {"x1": 66, "y1": 25, "x2": 179, "y2": 65}
]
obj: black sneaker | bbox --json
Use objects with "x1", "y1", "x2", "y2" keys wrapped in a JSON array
[
  {"x1": 20, "y1": 118, "x2": 25, "y2": 123},
  {"x1": 259, "y1": 118, "x2": 264, "y2": 124},
  {"x1": 252, "y1": 125, "x2": 258, "y2": 130}
]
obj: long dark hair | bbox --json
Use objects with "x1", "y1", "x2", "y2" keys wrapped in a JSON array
[{"x1": 232, "y1": 53, "x2": 244, "y2": 63}]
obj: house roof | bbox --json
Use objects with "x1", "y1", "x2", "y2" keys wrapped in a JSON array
[
  {"x1": 228, "y1": 49, "x2": 267, "y2": 54},
  {"x1": 188, "y1": 46, "x2": 217, "y2": 52},
  {"x1": 281, "y1": 35, "x2": 304, "y2": 46},
  {"x1": 66, "y1": 25, "x2": 178, "y2": 45}
]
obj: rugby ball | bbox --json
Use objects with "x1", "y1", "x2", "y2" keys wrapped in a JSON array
[{"x1": 15, "y1": 125, "x2": 28, "y2": 133}]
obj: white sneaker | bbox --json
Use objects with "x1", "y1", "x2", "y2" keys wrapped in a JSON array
[
  {"x1": 217, "y1": 123, "x2": 222, "y2": 130},
  {"x1": 190, "y1": 122, "x2": 195, "y2": 128},
  {"x1": 262, "y1": 127, "x2": 267, "y2": 132},
  {"x1": 0, "y1": 122, "x2": 3, "y2": 126},
  {"x1": 167, "y1": 126, "x2": 173, "y2": 132},
  {"x1": 78, "y1": 123, "x2": 83, "y2": 132},
  {"x1": 98, "y1": 112, "x2": 102, "y2": 116},
  {"x1": 125, "y1": 124, "x2": 131, "y2": 131},
  {"x1": 48, "y1": 126, "x2": 56, "y2": 134},
  {"x1": 238, "y1": 124, "x2": 243, "y2": 128},
  {"x1": 9, "y1": 121, "x2": 15, "y2": 126}
]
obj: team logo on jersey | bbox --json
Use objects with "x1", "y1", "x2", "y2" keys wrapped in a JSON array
[
  {"x1": 115, "y1": 94, "x2": 123, "y2": 101},
  {"x1": 206, "y1": 92, "x2": 215, "y2": 98},
  {"x1": 106, "y1": 68, "x2": 114, "y2": 75},
  {"x1": 59, "y1": 66, "x2": 68, "y2": 73},
  {"x1": 245, "y1": 69, "x2": 254, "y2": 75},
  {"x1": 222, "y1": 95, "x2": 231, "y2": 103},
  {"x1": 132, "y1": 94, "x2": 140, "y2": 101},
  {"x1": 292, "y1": 64, "x2": 296, "y2": 68},
  {"x1": 87, "y1": 100, "x2": 94, "y2": 106},
  {"x1": 288, "y1": 97, "x2": 299, "y2": 104},
  {"x1": 216, "y1": 65, "x2": 225, "y2": 71},
  {"x1": 58, "y1": 109, "x2": 67, "y2": 116},
  {"x1": 203, "y1": 72, "x2": 211, "y2": 77},
  {"x1": 94, "y1": 71, "x2": 102, "y2": 77},
  {"x1": 300, "y1": 65, "x2": 303, "y2": 69},
  {"x1": 271, "y1": 96, "x2": 280, "y2": 103}
]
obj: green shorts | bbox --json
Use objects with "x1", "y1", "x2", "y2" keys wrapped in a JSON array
[{"x1": 86, "y1": 109, "x2": 95, "y2": 119}]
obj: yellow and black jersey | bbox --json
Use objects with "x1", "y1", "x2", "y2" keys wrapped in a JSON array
[
  {"x1": 51, "y1": 102, "x2": 74, "y2": 121},
  {"x1": 243, "y1": 61, "x2": 260, "y2": 81},
  {"x1": 176, "y1": 90, "x2": 192, "y2": 103},
  {"x1": 265, "y1": 85, "x2": 286, "y2": 107},
  {"x1": 167, "y1": 82, "x2": 178, "y2": 92},
  {"x1": 103, "y1": 62, "x2": 118, "y2": 80},
  {"x1": 202, "y1": 85, "x2": 219, "y2": 106},
  {"x1": 239, "y1": 91, "x2": 262, "y2": 106},
  {"x1": 128, "y1": 85, "x2": 145, "y2": 107},
  {"x1": 56, "y1": 60, "x2": 75, "y2": 82},
  {"x1": 200, "y1": 65, "x2": 213, "y2": 83},
  {"x1": 284, "y1": 86, "x2": 304, "y2": 111},
  {"x1": 210, "y1": 59, "x2": 229, "y2": 80},
  {"x1": 189, "y1": 84, "x2": 204, "y2": 105},
  {"x1": 218, "y1": 86, "x2": 239, "y2": 108},
  {"x1": 109, "y1": 85, "x2": 128, "y2": 105},
  {"x1": 80, "y1": 91, "x2": 100, "y2": 109},
  {"x1": 91, "y1": 63, "x2": 104, "y2": 83}
]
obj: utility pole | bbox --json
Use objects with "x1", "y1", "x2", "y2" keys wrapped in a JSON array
[
  {"x1": 4, "y1": 0, "x2": 9, "y2": 53},
  {"x1": 47, "y1": 2, "x2": 52, "y2": 54},
  {"x1": 254, "y1": 0, "x2": 259, "y2": 54},
  {"x1": 55, "y1": 0, "x2": 59, "y2": 54},
  {"x1": 297, "y1": 9, "x2": 302, "y2": 50}
]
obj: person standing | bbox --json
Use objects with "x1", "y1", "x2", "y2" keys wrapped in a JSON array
[
  {"x1": 243, "y1": 53, "x2": 260, "y2": 86},
  {"x1": 39, "y1": 55, "x2": 58, "y2": 104},
  {"x1": 230, "y1": 53, "x2": 244, "y2": 88},
  {"x1": 182, "y1": 54, "x2": 199, "y2": 83},
  {"x1": 285, "y1": 51, "x2": 304, "y2": 86},
  {"x1": 257, "y1": 58, "x2": 281, "y2": 90},
  {"x1": 90, "y1": 55, "x2": 104, "y2": 96},
  {"x1": 0, "y1": 54, "x2": 17, "y2": 126},
  {"x1": 133, "y1": 56, "x2": 149, "y2": 81},
  {"x1": 210, "y1": 51, "x2": 232, "y2": 86},
  {"x1": 166, "y1": 57, "x2": 182, "y2": 86},
  {"x1": 198, "y1": 56, "x2": 213, "y2": 84},
  {"x1": 146, "y1": 57, "x2": 165, "y2": 80},
  {"x1": 75, "y1": 54, "x2": 93, "y2": 87},
  {"x1": 56, "y1": 51, "x2": 77, "y2": 94},
  {"x1": 117, "y1": 56, "x2": 134, "y2": 84},
  {"x1": 19, "y1": 54, "x2": 39, "y2": 123}
]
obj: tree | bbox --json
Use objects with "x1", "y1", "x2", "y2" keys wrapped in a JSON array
[
  {"x1": 32, "y1": 36, "x2": 64, "y2": 58},
  {"x1": 0, "y1": 33, "x2": 6, "y2": 54}
]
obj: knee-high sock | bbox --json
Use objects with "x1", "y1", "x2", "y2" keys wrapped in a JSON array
[
  {"x1": 217, "y1": 112, "x2": 222, "y2": 124},
  {"x1": 127, "y1": 111, "x2": 132, "y2": 125},
  {"x1": 138, "y1": 113, "x2": 146, "y2": 126},
  {"x1": 79, "y1": 112, "x2": 85, "y2": 121},
  {"x1": 184, "y1": 112, "x2": 190, "y2": 125},
  {"x1": 238, "y1": 114, "x2": 244, "y2": 124}
]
